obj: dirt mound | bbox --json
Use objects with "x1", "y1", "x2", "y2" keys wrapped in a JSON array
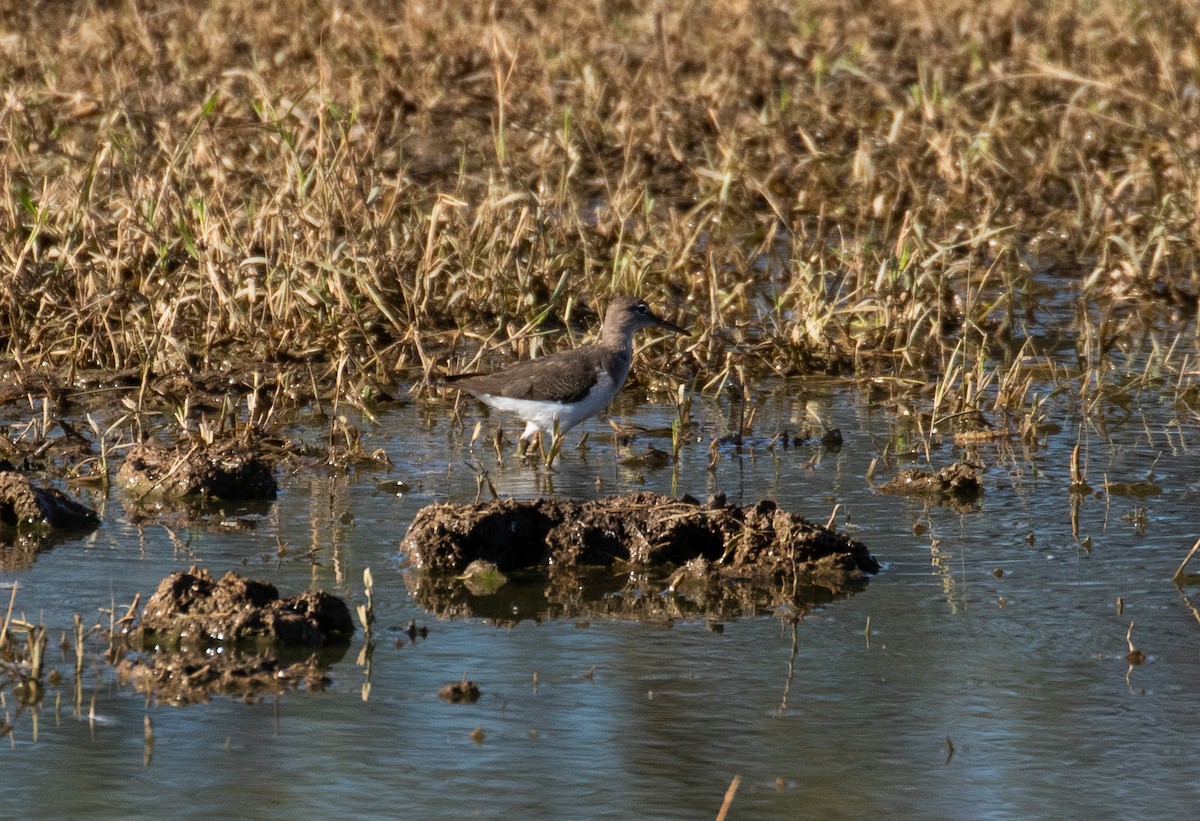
[
  {"x1": 403, "y1": 491, "x2": 878, "y2": 576},
  {"x1": 117, "y1": 440, "x2": 277, "y2": 501},
  {"x1": 401, "y1": 492, "x2": 878, "y2": 621},
  {"x1": 0, "y1": 469, "x2": 100, "y2": 568},
  {"x1": 136, "y1": 566, "x2": 354, "y2": 648},
  {"x1": 115, "y1": 566, "x2": 354, "y2": 704},
  {"x1": 878, "y1": 462, "x2": 983, "y2": 503},
  {"x1": 0, "y1": 470, "x2": 100, "y2": 530}
]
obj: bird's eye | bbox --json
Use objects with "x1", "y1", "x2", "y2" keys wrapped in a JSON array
[{"x1": 636, "y1": 303, "x2": 648, "y2": 313}]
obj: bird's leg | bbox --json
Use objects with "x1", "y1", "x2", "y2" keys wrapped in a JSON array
[
  {"x1": 518, "y1": 432, "x2": 542, "y2": 461},
  {"x1": 492, "y1": 426, "x2": 506, "y2": 464},
  {"x1": 544, "y1": 420, "x2": 565, "y2": 468}
]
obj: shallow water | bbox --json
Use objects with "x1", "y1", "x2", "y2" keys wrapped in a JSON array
[{"x1": 3, "y1": 378, "x2": 1200, "y2": 820}]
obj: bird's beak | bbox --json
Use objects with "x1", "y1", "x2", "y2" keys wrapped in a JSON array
[{"x1": 651, "y1": 312, "x2": 689, "y2": 336}]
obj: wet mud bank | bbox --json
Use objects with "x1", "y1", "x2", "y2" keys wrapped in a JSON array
[
  {"x1": 115, "y1": 566, "x2": 354, "y2": 704},
  {"x1": 401, "y1": 491, "x2": 878, "y2": 621}
]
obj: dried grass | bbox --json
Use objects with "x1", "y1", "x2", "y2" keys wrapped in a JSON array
[{"x1": 1, "y1": 0, "x2": 1197, "y2": 419}]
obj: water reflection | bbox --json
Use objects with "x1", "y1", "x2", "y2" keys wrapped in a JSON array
[
  {"x1": 404, "y1": 566, "x2": 863, "y2": 625},
  {"x1": 2, "y1": 378, "x2": 1200, "y2": 819}
]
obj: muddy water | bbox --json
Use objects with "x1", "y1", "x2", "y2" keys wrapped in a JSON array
[{"x1": 3, "y1": 379, "x2": 1200, "y2": 820}]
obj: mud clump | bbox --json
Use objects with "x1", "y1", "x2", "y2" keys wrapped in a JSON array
[
  {"x1": 403, "y1": 491, "x2": 878, "y2": 577},
  {"x1": 878, "y1": 462, "x2": 983, "y2": 503},
  {"x1": 0, "y1": 469, "x2": 100, "y2": 568},
  {"x1": 401, "y1": 492, "x2": 878, "y2": 621},
  {"x1": 116, "y1": 566, "x2": 354, "y2": 704},
  {"x1": 136, "y1": 566, "x2": 355, "y2": 648},
  {"x1": 438, "y1": 678, "x2": 481, "y2": 704},
  {"x1": 953, "y1": 428, "x2": 1013, "y2": 445},
  {"x1": 117, "y1": 439, "x2": 277, "y2": 501},
  {"x1": 0, "y1": 469, "x2": 100, "y2": 531}
]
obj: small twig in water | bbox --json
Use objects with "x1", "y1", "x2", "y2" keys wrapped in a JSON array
[
  {"x1": 1172, "y1": 537, "x2": 1200, "y2": 583},
  {"x1": 716, "y1": 774, "x2": 741, "y2": 821}
]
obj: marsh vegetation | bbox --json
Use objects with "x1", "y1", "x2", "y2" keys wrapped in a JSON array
[
  {"x1": 2, "y1": 1, "x2": 1197, "y2": 417},
  {"x1": 2, "y1": 2, "x2": 1200, "y2": 816}
]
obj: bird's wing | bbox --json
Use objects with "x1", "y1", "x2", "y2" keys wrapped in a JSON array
[{"x1": 446, "y1": 347, "x2": 603, "y2": 403}]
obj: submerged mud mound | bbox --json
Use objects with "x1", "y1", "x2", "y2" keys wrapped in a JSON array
[
  {"x1": 878, "y1": 462, "x2": 983, "y2": 503},
  {"x1": 116, "y1": 566, "x2": 354, "y2": 705},
  {"x1": 117, "y1": 439, "x2": 278, "y2": 501},
  {"x1": 401, "y1": 492, "x2": 878, "y2": 621}
]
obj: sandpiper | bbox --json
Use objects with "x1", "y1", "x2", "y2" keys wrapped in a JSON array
[{"x1": 445, "y1": 295, "x2": 687, "y2": 443}]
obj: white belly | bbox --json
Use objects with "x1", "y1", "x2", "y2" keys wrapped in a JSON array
[{"x1": 479, "y1": 371, "x2": 621, "y2": 439}]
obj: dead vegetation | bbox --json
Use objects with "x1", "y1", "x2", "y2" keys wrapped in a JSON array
[
  {"x1": 0, "y1": 0, "x2": 1192, "y2": 529},
  {"x1": 0, "y1": 0, "x2": 1196, "y2": 426}
]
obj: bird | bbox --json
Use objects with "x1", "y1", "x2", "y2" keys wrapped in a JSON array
[{"x1": 444, "y1": 295, "x2": 687, "y2": 444}]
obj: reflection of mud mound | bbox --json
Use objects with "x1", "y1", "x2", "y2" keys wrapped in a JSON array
[
  {"x1": 878, "y1": 462, "x2": 983, "y2": 504},
  {"x1": 117, "y1": 652, "x2": 335, "y2": 705},
  {"x1": 121, "y1": 496, "x2": 277, "y2": 530},
  {"x1": 117, "y1": 440, "x2": 277, "y2": 501},
  {"x1": 0, "y1": 530, "x2": 94, "y2": 571},
  {"x1": 0, "y1": 469, "x2": 100, "y2": 568},
  {"x1": 0, "y1": 541, "x2": 39, "y2": 571},
  {"x1": 405, "y1": 566, "x2": 861, "y2": 624},
  {"x1": 115, "y1": 566, "x2": 354, "y2": 704},
  {"x1": 401, "y1": 492, "x2": 878, "y2": 622}
]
